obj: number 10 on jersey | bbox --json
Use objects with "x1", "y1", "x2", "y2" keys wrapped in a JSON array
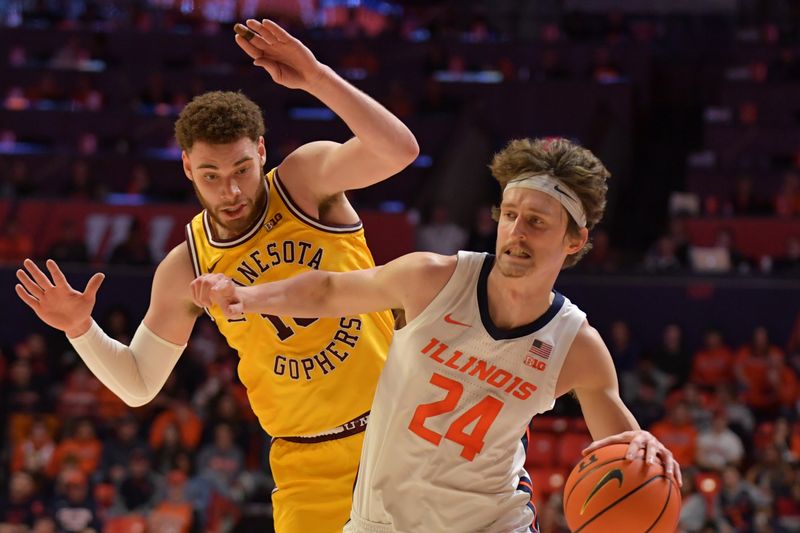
[{"x1": 408, "y1": 372, "x2": 504, "y2": 461}]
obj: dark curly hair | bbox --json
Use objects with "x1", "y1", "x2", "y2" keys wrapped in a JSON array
[
  {"x1": 489, "y1": 137, "x2": 610, "y2": 268},
  {"x1": 174, "y1": 91, "x2": 265, "y2": 151}
]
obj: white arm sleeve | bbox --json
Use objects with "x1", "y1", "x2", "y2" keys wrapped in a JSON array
[{"x1": 67, "y1": 319, "x2": 186, "y2": 407}]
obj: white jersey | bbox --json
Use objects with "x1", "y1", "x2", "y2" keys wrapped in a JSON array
[{"x1": 345, "y1": 251, "x2": 587, "y2": 533}]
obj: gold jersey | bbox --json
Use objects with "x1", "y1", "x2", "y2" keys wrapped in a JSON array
[{"x1": 186, "y1": 168, "x2": 393, "y2": 437}]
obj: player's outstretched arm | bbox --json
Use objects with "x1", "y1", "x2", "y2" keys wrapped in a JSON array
[
  {"x1": 234, "y1": 19, "x2": 419, "y2": 196},
  {"x1": 16, "y1": 247, "x2": 199, "y2": 407},
  {"x1": 557, "y1": 323, "x2": 682, "y2": 486},
  {"x1": 192, "y1": 252, "x2": 454, "y2": 322}
]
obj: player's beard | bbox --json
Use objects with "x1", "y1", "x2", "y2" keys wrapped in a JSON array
[{"x1": 193, "y1": 171, "x2": 268, "y2": 238}]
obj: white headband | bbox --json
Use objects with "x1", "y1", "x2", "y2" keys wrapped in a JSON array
[{"x1": 504, "y1": 173, "x2": 587, "y2": 228}]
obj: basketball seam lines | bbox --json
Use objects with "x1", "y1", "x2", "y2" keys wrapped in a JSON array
[{"x1": 573, "y1": 475, "x2": 671, "y2": 533}]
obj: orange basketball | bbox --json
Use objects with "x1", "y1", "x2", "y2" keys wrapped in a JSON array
[{"x1": 562, "y1": 443, "x2": 681, "y2": 533}]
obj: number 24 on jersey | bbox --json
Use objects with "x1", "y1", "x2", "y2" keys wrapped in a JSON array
[{"x1": 408, "y1": 372, "x2": 504, "y2": 461}]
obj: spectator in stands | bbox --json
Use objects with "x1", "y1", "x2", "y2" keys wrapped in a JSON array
[
  {"x1": 0, "y1": 471, "x2": 47, "y2": 529},
  {"x1": 714, "y1": 228, "x2": 751, "y2": 274},
  {"x1": 45, "y1": 220, "x2": 89, "y2": 265},
  {"x1": 152, "y1": 422, "x2": 191, "y2": 476},
  {"x1": 727, "y1": 176, "x2": 772, "y2": 215},
  {"x1": 607, "y1": 319, "x2": 642, "y2": 375},
  {"x1": 669, "y1": 382, "x2": 714, "y2": 431},
  {"x1": 416, "y1": 204, "x2": 468, "y2": 255},
  {"x1": 774, "y1": 236, "x2": 800, "y2": 276},
  {"x1": 10, "y1": 418, "x2": 55, "y2": 478},
  {"x1": 465, "y1": 205, "x2": 497, "y2": 254},
  {"x1": 31, "y1": 517, "x2": 56, "y2": 533},
  {"x1": 715, "y1": 465, "x2": 762, "y2": 533},
  {"x1": 696, "y1": 410, "x2": 746, "y2": 471},
  {"x1": 51, "y1": 468, "x2": 100, "y2": 533},
  {"x1": 116, "y1": 449, "x2": 161, "y2": 514},
  {"x1": 418, "y1": 78, "x2": 460, "y2": 116},
  {"x1": 678, "y1": 469, "x2": 707, "y2": 533},
  {"x1": 149, "y1": 470, "x2": 194, "y2": 533},
  {"x1": 26, "y1": 74, "x2": 64, "y2": 105},
  {"x1": 48, "y1": 418, "x2": 103, "y2": 480},
  {"x1": 536, "y1": 49, "x2": 570, "y2": 82},
  {"x1": 768, "y1": 46, "x2": 800, "y2": 82},
  {"x1": 339, "y1": 43, "x2": 380, "y2": 76},
  {"x1": 643, "y1": 235, "x2": 684, "y2": 273},
  {"x1": 775, "y1": 171, "x2": 800, "y2": 217},
  {"x1": 203, "y1": 392, "x2": 249, "y2": 446},
  {"x1": 69, "y1": 76, "x2": 103, "y2": 111},
  {"x1": 691, "y1": 328, "x2": 735, "y2": 390},
  {"x1": 650, "y1": 323, "x2": 692, "y2": 389},
  {"x1": 3, "y1": 359, "x2": 48, "y2": 415},
  {"x1": 788, "y1": 312, "x2": 800, "y2": 366},
  {"x1": 627, "y1": 377, "x2": 665, "y2": 430},
  {"x1": 714, "y1": 383, "x2": 756, "y2": 441},
  {"x1": 134, "y1": 72, "x2": 174, "y2": 112},
  {"x1": 62, "y1": 160, "x2": 100, "y2": 200},
  {"x1": 14, "y1": 333, "x2": 50, "y2": 386},
  {"x1": 197, "y1": 422, "x2": 245, "y2": 502},
  {"x1": 57, "y1": 365, "x2": 101, "y2": 419},
  {"x1": 124, "y1": 163, "x2": 154, "y2": 197},
  {"x1": 1, "y1": 160, "x2": 36, "y2": 198},
  {"x1": 49, "y1": 36, "x2": 90, "y2": 70},
  {"x1": 102, "y1": 306, "x2": 132, "y2": 344},
  {"x1": 736, "y1": 326, "x2": 789, "y2": 416},
  {"x1": 774, "y1": 472, "x2": 800, "y2": 532},
  {"x1": 650, "y1": 401, "x2": 699, "y2": 468},
  {"x1": 149, "y1": 400, "x2": 203, "y2": 452},
  {"x1": 0, "y1": 217, "x2": 34, "y2": 264},
  {"x1": 746, "y1": 443, "x2": 793, "y2": 517},
  {"x1": 100, "y1": 415, "x2": 146, "y2": 484},
  {"x1": 589, "y1": 47, "x2": 623, "y2": 83},
  {"x1": 575, "y1": 227, "x2": 620, "y2": 273},
  {"x1": 108, "y1": 218, "x2": 154, "y2": 266}
]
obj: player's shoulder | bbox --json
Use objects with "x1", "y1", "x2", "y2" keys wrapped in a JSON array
[
  {"x1": 155, "y1": 242, "x2": 195, "y2": 282},
  {"x1": 278, "y1": 140, "x2": 338, "y2": 186},
  {"x1": 558, "y1": 320, "x2": 616, "y2": 393},
  {"x1": 391, "y1": 251, "x2": 457, "y2": 283},
  {"x1": 570, "y1": 321, "x2": 605, "y2": 355}
]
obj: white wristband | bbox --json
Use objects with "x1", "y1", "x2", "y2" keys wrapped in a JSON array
[{"x1": 67, "y1": 320, "x2": 186, "y2": 407}]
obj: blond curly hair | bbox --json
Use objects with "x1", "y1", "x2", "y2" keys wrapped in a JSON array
[{"x1": 490, "y1": 138, "x2": 610, "y2": 268}]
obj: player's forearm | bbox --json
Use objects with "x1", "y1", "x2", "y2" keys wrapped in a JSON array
[
  {"x1": 68, "y1": 320, "x2": 185, "y2": 407},
  {"x1": 238, "y1": 270, "x2": 338, "y2": 318},
  {"x1": 578, "y1": 389, "x2": 641, "y2": 440},
  {"x1": 306, "y1": 66, "x2": 419, "y2": 165}
]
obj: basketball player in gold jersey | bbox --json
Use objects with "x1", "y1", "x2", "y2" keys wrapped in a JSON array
[{"x1": 14, "y1": 19, "x2": 418, "y2": 532}]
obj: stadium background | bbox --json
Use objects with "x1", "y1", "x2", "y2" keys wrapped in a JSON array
[{"x1": 0, "y1": 1, "x2": 799, "y2": 531}]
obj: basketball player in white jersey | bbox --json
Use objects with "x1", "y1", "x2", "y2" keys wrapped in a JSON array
[{"x1": 191, "y1": 138, "x2": 682, "y2": 532}]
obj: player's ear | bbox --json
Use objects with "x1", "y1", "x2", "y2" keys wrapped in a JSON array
[
  {"x1": 182, "y1": 151, "x2": 193, "y2": 181},
  {"x1": 257, "y1": 136, "x2": 266, "y2": 167},
  {"x1": 566, "y1": 227, "x2": 589, "y2": 254}
]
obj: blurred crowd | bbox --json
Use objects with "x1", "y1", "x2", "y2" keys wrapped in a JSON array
[{"x1": 1, "y1": 1, "x2": 800, "y2": 532}]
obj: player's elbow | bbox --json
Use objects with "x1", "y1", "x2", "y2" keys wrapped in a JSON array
[
  {"x1": 120, "y1": 395, "x2": 153, "y2": 408},
  {"x1": 396, "y1": 133, "x2": 420, "y2": 167}
]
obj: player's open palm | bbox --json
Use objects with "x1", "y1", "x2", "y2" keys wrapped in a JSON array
[
  {"x1": 234, "y1": 19, "x2": 324, "y2": 91},
  {"x1": 15, "y1": 258, "x2": 104, "y2": 336}
]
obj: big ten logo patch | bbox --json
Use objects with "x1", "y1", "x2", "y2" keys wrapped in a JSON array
[
  {"x1": 524, "y1": 355, "x2": 546, "y2": 371},
  {"x1": 264, "y1": 212, "x2": 282, "y2": 232}
]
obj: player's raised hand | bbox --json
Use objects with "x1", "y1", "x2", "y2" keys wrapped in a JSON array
[
  {"x1": 191, "y1": 274, "x2": 244, "y2": 319},
  {"x1": 15, "y1": 258, "x2": 105, "y2": 337},
  {"x1": 234, "y1": 19, "x2": 326, "y2": 91}
]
